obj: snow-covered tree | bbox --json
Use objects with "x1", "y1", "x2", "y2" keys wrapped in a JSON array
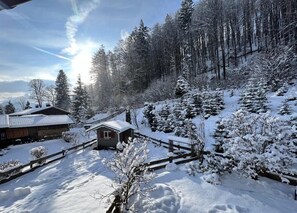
[
  {"x1": 71, "y1": 75, "x2": 92, "y2": 124},
  {"x1": 4, "y1": 101, "x2": 15, "y2": 114},
  {"x1": 240, "y1": 78, "x2": 268, "y2": 113},
  {"x1": 174, "y1": 76, "x2": 190, "y2": 98},
  {"x1": 24, "y1": 100, "x2": 31, "y2": 109},
  {"x1": 55, "y1": 70, "x2": 71, "y2": 110},
  {"x1": 278, "y1": 101, "x2": 292, "y2": 115},
  {"x1": 143, "y1": 103, "x2": 158, "y2": 131},
  {"x1": 0, "y1": 105, "x2": 4, "y2": 115},
  {"x1": 218, "y1": 110, "x2": 296, "y2": 179},
  {"x1": 201, "y1": 88, "x2": 224, "y2": 119},
  {"x1": 102, "y1": 138, "x2": 154, "y2": 212},
  {"x1": 178, "y1": 0, "x2": 194, "y2": 82}
]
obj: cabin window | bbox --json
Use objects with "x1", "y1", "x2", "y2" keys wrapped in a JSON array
[{"x1": 104, "y1": 131, "x2": 111, "y2": 139}]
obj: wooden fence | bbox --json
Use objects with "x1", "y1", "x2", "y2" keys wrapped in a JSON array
[
  {"x1": 0, "y1": 139, "x2": 96, "y2": 184},
  {"x1": 135, "y1": 133, "x2": 192, "y2": 152}
]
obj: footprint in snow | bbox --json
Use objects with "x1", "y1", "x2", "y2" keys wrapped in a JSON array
[{"x1": 208, "y1": 204, "x2": 249, "y2": 213}]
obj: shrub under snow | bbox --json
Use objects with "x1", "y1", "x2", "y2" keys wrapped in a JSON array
[
  {"x1": 212, "y1": 110, "x2": 296, "y2": 179},
  {"x1": 0, "y1": 160, "x2": 21, "y2": 172},
  {"x1": 30, "y1": 146, "x2": 48, "y2": 160}
]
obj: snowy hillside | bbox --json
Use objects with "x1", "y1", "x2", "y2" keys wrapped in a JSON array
[{"x1": 0, "y1": 81, "x2": 297, "y2": 212}]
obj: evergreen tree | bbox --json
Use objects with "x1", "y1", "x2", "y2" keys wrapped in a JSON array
[
  {"x1": 278, "y1": 101, "x2": 292, "y2": 115},
  {"x1": 0, "y1": 104, "x2": 4, "y2": 114},
  {"x1": 178, "y1": 0, "x2": 194, "y2": 82},
  {"x1": 24, "y1": 101, "x2": 31, "y2": 109},
  {"x1": 240, "y1": 78, "x2": 268, "y2": 113},
  {"x1": 55, "y1": 70, "x2": 71, "y2": 110},
  {"x1": 5, "y1": 101, "x2": 15, "y2": 114},
  {"x1": 174, "y1": 76, "x2": 190, "y2": 98},
  {"x1": 71, "y1": 75, "x2": 91, "y2": 124},
  {"x1": 91, "y1": 46, "x2": 112, "y2": 110}
]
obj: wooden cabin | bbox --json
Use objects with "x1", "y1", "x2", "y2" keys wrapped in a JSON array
[
  {"x1": 0, "y1": 114, "x2": 74, "y2": 148},
  {"x1": 86, "y1": 120, "x2": 135, "y2": 149}
]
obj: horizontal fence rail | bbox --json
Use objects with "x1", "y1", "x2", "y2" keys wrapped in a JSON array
[
  {"x1": 0, "y1": 139, "x2": 96, "y2": 184},
  {"x1": 135, "y1": 132, "x2": 192, "y2": 151}
]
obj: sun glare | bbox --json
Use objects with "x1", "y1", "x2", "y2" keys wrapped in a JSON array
[{"x1": 70, "y1": 41, "x2": 98, "y2": 85}]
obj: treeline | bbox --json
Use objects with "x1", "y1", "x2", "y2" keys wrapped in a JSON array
[{"x1": 90, "y1": 0, "x2": 297, "y2": 111}]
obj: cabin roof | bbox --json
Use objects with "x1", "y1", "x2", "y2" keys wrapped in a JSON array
[
  {"x1": 0, "y1": 114, "x2": 74, "y2": 128},
  {"x1": 10, "y1": 106, "x2": 70, "y2": 116},
  {"x1": 10, "y1": 114, "x2": 74, "y2": 128},
  {"x1": 86, "y1": 120, "x2": 135, "y2": 133}
]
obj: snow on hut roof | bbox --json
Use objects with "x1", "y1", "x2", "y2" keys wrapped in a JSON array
[
  {"x1": 87, "y1": 120, "x2": 135, "y2": 133},
  {"x1": 10, "y1": 106, "x2": 70, "y2": 116},
  {"x1": 9, "y1": 114, "x2": 74, "y2": 128},
  {"x1": 0, "y1": 115, "x2": 9, "y2": 128}
]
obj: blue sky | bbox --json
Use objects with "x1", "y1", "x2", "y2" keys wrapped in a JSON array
[{"x1": 0, "y1": 0, "x2": 183, "y2": 100}]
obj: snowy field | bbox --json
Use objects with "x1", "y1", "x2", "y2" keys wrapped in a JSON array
[
  {"x1": 0, "y1": 81, "x2": 297, "y2": 212},
  {"x1": 0, "y1": 145, "x2": 296, "y2": 213}
]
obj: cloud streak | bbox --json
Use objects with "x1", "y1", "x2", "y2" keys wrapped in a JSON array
[
  {"x1": 33, "y1": 47, "x2": 71, "y2": 61},
  {"x1": 63, "y1": 0, "x2": 100, "y2": 55}
]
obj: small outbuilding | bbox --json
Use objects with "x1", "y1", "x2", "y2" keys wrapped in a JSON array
[{"x1": 86, "y1": 120, "x2": 135, "y2": 149}]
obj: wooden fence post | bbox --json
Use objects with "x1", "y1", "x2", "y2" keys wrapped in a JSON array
[{"x1": 169, "y1": 140, "x2": 173, "y2": 153}]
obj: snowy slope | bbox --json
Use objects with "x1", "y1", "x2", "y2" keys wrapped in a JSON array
[{"x1": 0, "y1": 82, "x2": 296, "y2": 212}]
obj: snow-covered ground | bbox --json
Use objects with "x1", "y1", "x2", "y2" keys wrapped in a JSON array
[
  {"x1": 0, "y1": 145, "x2": 296, "y2": 213},
  {"x1": 0, "y1": 81, "x2": 296, "y2": 212}
]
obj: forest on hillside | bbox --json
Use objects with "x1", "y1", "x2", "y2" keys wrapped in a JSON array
[{"x1": 88, "y1": 0, "x2": 297, "y2": 111}]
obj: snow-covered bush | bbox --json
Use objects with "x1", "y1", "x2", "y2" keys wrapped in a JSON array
[
  {"x1": 62, "y1": 131, "x2": 79, "y2": 145},
  {"x1": 0, "y1": 160, "x2": 21, "y2": 172},
  {"x1": 102, "y1": 138, "x2": 155, "y2": 212},
  {"x1": 30, "y1": 146, "x2": 48, "y2": 160},
  {"x1": 215, "y1": 110, "x2": 296, "y2": 179}
]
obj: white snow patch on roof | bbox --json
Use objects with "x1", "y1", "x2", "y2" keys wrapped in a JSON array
[
  {"x1": 9, "y1": 115, "x2": 74, "y2": 128},
  {"x1": 0, "y1": 115, "x2": 9, "y2": 128},
  {"x1": 87, "y1": 120, "x2": 135, "y2": 133}
]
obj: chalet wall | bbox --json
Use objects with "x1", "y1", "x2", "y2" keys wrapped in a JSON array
[
  {"x1": 38, "y1": 125, "x2": 69, "y2": 139},
  {"x1": 6, "y1": 128, "x2": 29, "y2": 139}
]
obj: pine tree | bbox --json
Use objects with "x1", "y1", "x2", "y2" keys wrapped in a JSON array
[
  {"x1": 5, "y1": 101, "x2": 15, "y2": 114},
  {"x1": 174, "y1": 76, "x2": 190, "y2": 98},
  {"x1": 178, "y1": 0, "x2": 194, "y2": 82},
  {"x1": 278, "y1": 101, "x2": 292, "y2": 115},
  {"x1": 0, "y1": 105, "x2": 4, "y2": 115},
  {"x1": 24, "y1": 100, "x2": 31, "y2": 109},
  {"x1": 71, "y1": 75, "x2": 91, "y2": 124},
  {"x1": 55, "y1": 70, "x2": 71, "y2": 110}
]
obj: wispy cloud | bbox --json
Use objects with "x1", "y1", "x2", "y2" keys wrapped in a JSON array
[
  {"x1": 63, "y1": 0, "x2": 100, "y2": 55},
  {"x1": 33, "y1": 47, "x2": 71, "y2": 61}
]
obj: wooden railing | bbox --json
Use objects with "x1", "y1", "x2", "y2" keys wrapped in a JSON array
[
  {"x1": 0, "y1": 139, "x2": 96, "y2": 184},
  {"x1": 135, "y1": 132, "x2": 192, "y2": 151}
]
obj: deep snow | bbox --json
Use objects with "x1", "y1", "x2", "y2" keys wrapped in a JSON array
[{"x1": 0, "y1": 81, "x2": 297, "y2": 212}]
